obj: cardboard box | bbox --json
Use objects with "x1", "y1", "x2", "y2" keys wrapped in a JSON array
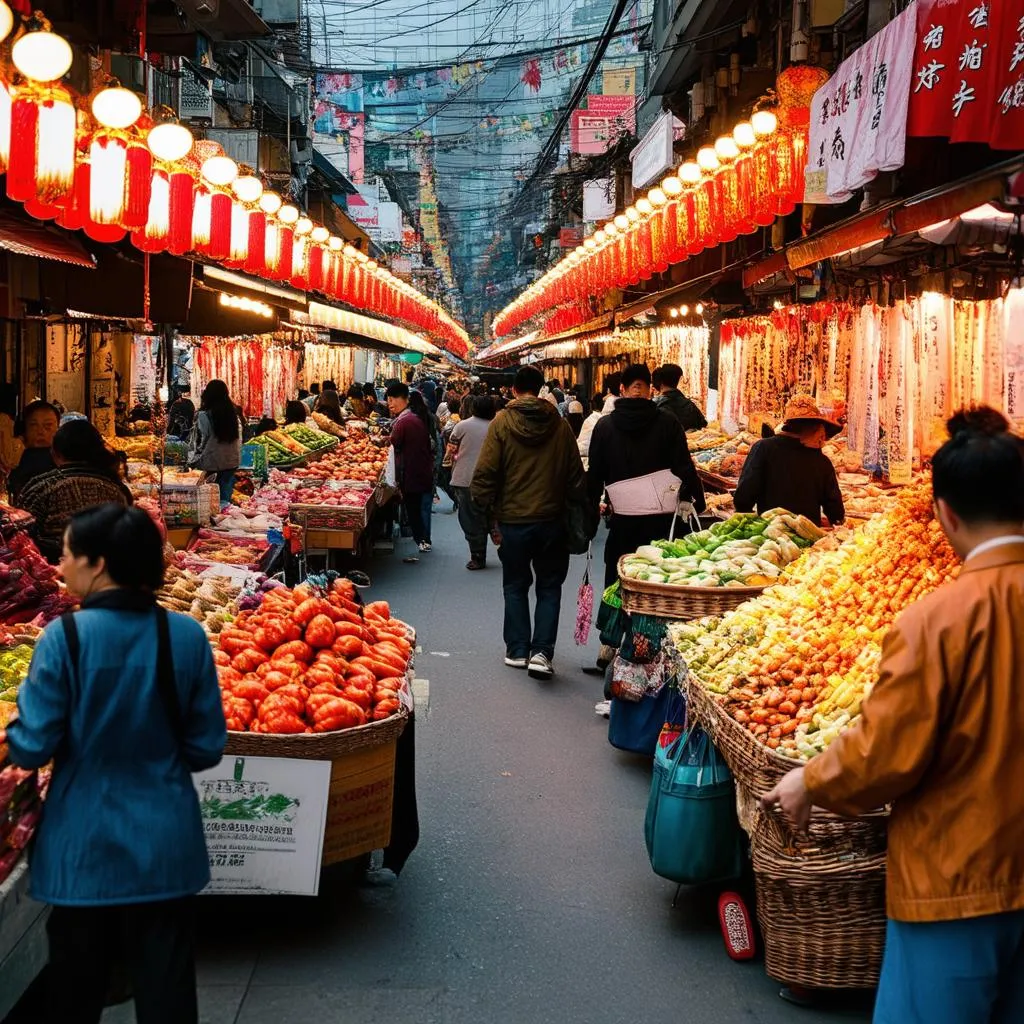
[
  {"x1": 320, "y1": 739, "x2": 397, "y2": 864},
  {"x1": 305, "y1": 529, "x2": 358, "y2": 550}
]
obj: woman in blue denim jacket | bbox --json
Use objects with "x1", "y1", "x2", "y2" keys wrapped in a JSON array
[{"x1": 7, "y1": 504, "x2": 226, "y2": 1024}]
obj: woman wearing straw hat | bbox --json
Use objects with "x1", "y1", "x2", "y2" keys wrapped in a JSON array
[{"x1": 733, "y1": 395, "x2": 845, "y2": 526}]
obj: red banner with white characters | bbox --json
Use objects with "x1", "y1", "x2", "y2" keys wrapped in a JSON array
[{"x1": 907, "y1": 0, "x2": 1024, "y2": 148}]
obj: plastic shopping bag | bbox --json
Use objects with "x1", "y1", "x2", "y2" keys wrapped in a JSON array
[
  {"x1": 574, "y1": 547, "x2": 594, "y2": 646},
  {"x1": 644, "y1": 725, "x2": 744, "y2": 885}
]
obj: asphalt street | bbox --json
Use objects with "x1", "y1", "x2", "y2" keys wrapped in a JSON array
[{"x1": 82, "y1": 500, "x2": 872, "y2": 1023}]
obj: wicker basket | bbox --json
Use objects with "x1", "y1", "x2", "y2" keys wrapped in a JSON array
[
  {"x1": 223, "y1": 705, "x2": 408, "y2": 758},
  {"x1": 752, "y1": 838, "x2": 887, "y2": 989},
  {"x1": 617, "y1": 557, "x2": 765, "y2": 620}
]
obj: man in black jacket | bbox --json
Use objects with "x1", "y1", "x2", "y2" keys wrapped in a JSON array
[
  {"x1": 587, "y1": 364, "x2": 706, "y2": 588},
  {"x1": 653, "y1": 363, "x2": 707, "y2": 432}
]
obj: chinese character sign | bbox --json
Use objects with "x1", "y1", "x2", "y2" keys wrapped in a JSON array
[
  {"x1": 805, "y1": 3, "x2": 917, "y2": 204},
  {"x1": 907, "y1": 0, "x2": 1024, "y2": 148}
]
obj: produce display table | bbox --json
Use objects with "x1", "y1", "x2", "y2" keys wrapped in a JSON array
[{"x1": 0, "y1": 860, "x2": 49, "y2": 1020}]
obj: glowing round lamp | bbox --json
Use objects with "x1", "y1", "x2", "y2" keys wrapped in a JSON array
[
  {"x1": 147, "y1": 122, "x2": 193, "y2": 162},
  {"x1": 312, "y1": 225, "x2": 329, "y2": 243},
  {"x1": 679, "y1": 161, "x2": 702, "y2": 185},
  {"x1": 603, "y1": 221, "x2": 618, "y2": 236},
  {"x1": 636, "y1": 197, "x2": 653, "y2": 215},
  {"x1": 661, "y1": 175, "x2": 682, "y2": 197},
  {"x1": 714, "y1": 136, "x2": 739, "y2": 161},
  {"x1": 625, "y1": 206, "x2": 641, "y2": 223},
  {"x1": 697, "y1": 147, "x2": 720, "y2": 172},
  {"x1": 752, "y1": 109, "x2": 778, "y2": 137},
  {"x1": 201, "y1": 155, "x2": 238, "y2": 187},
  {"x1": 92, "y1": 87, "x2": 142, "y2": 130},
  {"x1": 328, "y1": 235, "x2": 343, "y2": 250},
  {"x1": 294, "y1": 216, "x2": 313, "y2": 236},
  {"x1": 230, "y1": 175, "x2": 261, "y2": 204},
  {"x1": 259, "y1": 190, "x2": 282, "y2": 214},
  {"x1": 278, "y1": 204, "x2": 299, "y2": 225},
  {"x1": 12, "y1": 28, "x2": 73, "y2": 83},
  {"x1": 648, "y1": 187, "x2": 667, "y2": 207},
  {"x1": 733, "y1": 121, "x2": 756, "y2": 148}
]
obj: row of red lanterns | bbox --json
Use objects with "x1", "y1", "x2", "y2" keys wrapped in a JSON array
[
  {"x1": 494, "y1": 110, "x2": 809, "y2": 339},
  {"x1": 0, "y1": 6, "x2": 468, "y2": 355}
]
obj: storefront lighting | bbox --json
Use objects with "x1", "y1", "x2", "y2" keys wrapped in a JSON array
[
  {"x1": 258, "y1": 190, "x2": 282, "y2": 215},
  {"x1": 751, "y1": 109, "x2": 778, "y2": 137},
  {"x1": 603, "y1": 221, "x2": 618, "y2": 237},
  {"x1": 697, "y1": 147, "x2": 720, "y2": 172},
  {"x1": 614, "y1": 214, "x2": 629, "y2": 231},
  {"x1": 648, "y1": 188, "x2": 667, "y2": 207},
  {"x1": 201, "y1": 155, "x2": 238, "y2": 188},
  {"x1": 594, "y1": 229, "x2": 606, "y2": 244},
  {"x1": 91, "y1": 87, "x2": 142, "y2": 130},
  {"x1": 295, "y1": 216, "x2": 313, "y2": 236},
  {"x1": 311, "y1": 225, "x2": 329, "y2": 243},
  {"x1": 328, "y1": 235, "x2": 343, "y2": 250},
  {"x1": 147, "y1": 121, "x2": 193, "y2": 162},
  {"x1": 696, "y1": 303, "x2": 704, "y2": 315},
  {"x1": 669, "y1": 307, "x2": 678, "y2": 318},
  {"x1": 233, "y1": 175, "x2": 263, "y2": 204},
  {"x1": 89, "y1": 137, "x2": 129, "y2": 224},
  {"x1": 733, "y1": 121, "x2": 756, "y2": 148},
  {"x1": 773, "y1": 299, "x2": 785, "y2": 310},
  {"x1": 680, "y1": 304, "x2": 689, "y2": 315},
  {"x1": 584, "y1": 238, "x2": 597, "y2": 250},
  {"x1": 12, "y1": 22, "x2": 73, "y2": 83},
  {"x1": 679, "y1": 161, "x2": 701, "y2": 185},
  {"x1": 636, "y1": 197, "x2": 653, "y2": 216},
  {"x1": 714, "y1": 136, "x2": 739, "y2": 161},
  {"x1": 218, "y1": 292, "x2": 273, "y2": 318},
  {"x1": 661, "y1": 175, "x2": 682, "y2": 198}
]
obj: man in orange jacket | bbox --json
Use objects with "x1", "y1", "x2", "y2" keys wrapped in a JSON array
[{"x1": 763, "y1": 407, "x2": 1024, "y2": 1024}]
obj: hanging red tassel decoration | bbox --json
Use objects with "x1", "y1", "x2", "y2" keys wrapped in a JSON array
[
  {"x1": 131, "y1": 170, "x2": 170, "y2": 253},
  {"x1": 6, "y1": 95, "x2": 39, "y2": 203},
  {"x1": 717, "y1": 163, "x2": 740, "y2": 244},
  {"x1": 225, "y1": 201, "x2": 249, "y2": 267},
  {"x1": 209, "y1": 192, "x2": 232, "y2": 260},
  {"x1": 0, "y1": 82, "x2": 11, "y2": 176},
  {"x1": 638, "y1": 218, "x2": 654, "y2": 280},
  {"x1": 167, "y1": 170, "x2": 195, "y2": 254},
  {"x1": 734, "y1": 151, "x2": 755, "y2": 235},
  {"x1": 774, "y1": 133, "x2": 798, "y2": 217},
  {"x1": 789, "y1": 128, "x2": 808, "y2": 208},
  {"x1": 290, "y1": 236, "x2": 309, "y2": 290},
  {"x1": 244, "y1": 210, "x2": 266, "y2": 276},
  {"x1": 124, "y1": 142, "x2": 152, "y2": 230},
  {"x1": 693, "y1": 183, "x2": 714, "y2": 254},
  {"x1": 34, "y1": 91, "x2": 77, "y2": 205},
  {"x1": 307, "y1": 243, "x2": 324, "y2": 292}
]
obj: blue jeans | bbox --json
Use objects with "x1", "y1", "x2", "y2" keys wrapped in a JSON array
[
  {"x1": 419, "y1": 491, "x2": 433, "y2": 543},
  {"x1": 874, "y1": 912, "x2": 1024, "y2": 1023},
  {"x1": 215, "y1": 469, "x2": 236, "y2": 505},
  {"x1": 497, "y1": 520, "x2": 570, "y2": 660}
]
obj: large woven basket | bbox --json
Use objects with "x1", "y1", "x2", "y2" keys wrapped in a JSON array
[
  {"x1": 617, "y1": 557, "x2": 764, "y2": 620},
  {"x1": 752, "y1": 837, "x2": 887, "y2": 989},
  {"x1": 224, "y1": 705, "x2": 409, "y2": 759}
]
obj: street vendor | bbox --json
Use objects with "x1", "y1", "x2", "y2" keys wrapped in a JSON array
[
  {"x1": 733, "y1": 396, "x2": 844, "y2": 526},
  {"x1": 763, "y1": 407, "x2": 1024, "y2": 1023},
  {"x1": 7, "y1": 400, "x2": 60, "y2": 503}
]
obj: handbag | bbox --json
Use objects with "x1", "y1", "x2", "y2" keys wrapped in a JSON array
[
  {"x1": 644, "y1": 718, "x2": 744, "y2": 885},
  {"x1": 573, "y1": 547, "x2": 594, "y2": 646},
  {"x1": 605, "y1": 469, "x2": 682, "y2": 516},
  {"x1": 608, "y1": 681, "x2": 670, "y2": 755},
  {"x1": 563, "y1": 493, "x2": 597, "y2": 555}
]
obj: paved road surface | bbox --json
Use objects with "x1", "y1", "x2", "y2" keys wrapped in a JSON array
[{"x1": 86, "y1": 501, "x2": 874, "y2": 1023}]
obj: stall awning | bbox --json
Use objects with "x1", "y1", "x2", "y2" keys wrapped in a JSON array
[
  {"x1": 304, "y1": 302, "x2": 439, "y2": 356},
  {"x1": 0, "y1": 211, "x2": 94, "y2": 268},
  {"x1": 743, "y1": 157, "x2": 1024, "y2": 287}
]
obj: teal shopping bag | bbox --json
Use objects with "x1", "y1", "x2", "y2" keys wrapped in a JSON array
[{"x1": 644, "y1": 725, "x2": 744, "y2": 885}]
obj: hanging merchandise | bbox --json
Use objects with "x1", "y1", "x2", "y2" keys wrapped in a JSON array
[
  {"x1": 804, "y1": 3, "x2": 918, "y2": 204},
  {"x1": 189, "y1": 335, "x2": 301, "y2": 420},
  {"x1": 302, "y1": 342, "x2": 356, "y2": 393}
]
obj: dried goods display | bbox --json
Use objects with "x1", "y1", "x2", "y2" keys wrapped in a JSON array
[
  {"x1": 214, "y1": 578, "x2": 412, "y2": 734},
  {"x1": 620, "y1": 511, "x2": 822, "y2": 589},
  {"x1": 670, "y1": 485, "x2": 959, "y2": 760},
  {"x1": 158, "y1": 564, "x2": 241, "y2": 636}
]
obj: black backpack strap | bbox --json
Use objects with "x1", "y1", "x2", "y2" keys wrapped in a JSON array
[
  {"x1": 154, "y1": 606, "x2": 183, "y2": 743},
  {"x1": 60, "y1": 612, "x2": 80, "y2": 692}
]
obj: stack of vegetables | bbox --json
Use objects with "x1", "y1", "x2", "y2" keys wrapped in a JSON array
[
  {"x1": 283, "y1": 424, "x2": 335, "y2": 451},
  {"x1": 0, "y1": 530, "x2": 76, "y2": 626},
  {"x1": 620, "y1": 511, "x2": 823, "y2": 589},
  {"x1": 251, "y1": 429, "x2": 313, "y2": 467},
  {"x1": 214, "y1": 578, "x2": 412, "y2": 734},
  {"x1": 158, "y1": 564, "x2": 242, "y2": 636},
  {"x1": 670, "y1": 485, "x2": 959, "y2": 760}
]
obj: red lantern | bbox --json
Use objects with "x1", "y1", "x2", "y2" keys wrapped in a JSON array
[
  {"x1": 8, "y1": 88, "x2": 77, "y2": 205},
  {"x1": 263, "y1": 221, "x2": 281, "y2": 276},
  {"x1": 0, "y1": 82, "x2": 11, "y2": 175},
  {"x1": 733, "y1": 151, "x2": 756, "y2": 235},
  {"x1": 55, "y1": 161, "x2": 89, "y2": 231},
  {"x1": 638, "y1": 218, "x2": 654, "y2": 279},
  {"x1": 167, "y1": 170, "x2": 195, "y2": 255},
  {"x1": 191, "y1": 190, "x2": 213, "y2": 251},
  {"x1": 83, "y1": 220, "x2": 127, "y2": 244},
  {"x1": 717, "y1": 164, "x2": 740, "y2": 243},
  {"x1": 290, "y1": 236, "x2": 309, "y2": 289},
  {"x1": 23, "y1": 197, "x2": 60, "y2": 219},
  {"x1": 225, "y1": 201, "x2": 249, "y2": 266},
  {"x1": 789, "y1": 128, "x2": 808, "y2": 208},
  {"x1": 274, "y1": 225, "x2": 294, "y2": 281},
  {"x1": 89, "y1": 135, "x2": 129, "y2": 226},
  {"x1": 209, "y1": 192, "x2": 232, "y2": 260}
]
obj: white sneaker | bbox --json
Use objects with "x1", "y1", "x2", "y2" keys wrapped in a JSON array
[
  {"x1": 594, "y1": 700, "x2": 611, "y2": 718},
  {"x1": 527, "y1": 653, "x2": 553, "y2": 679},
  {"x1": 504, "y1": 654, "x2": 528, "y2": 669},
  {"x1": 419, "y1": 541, "x2": 432, "y2": 552}
]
